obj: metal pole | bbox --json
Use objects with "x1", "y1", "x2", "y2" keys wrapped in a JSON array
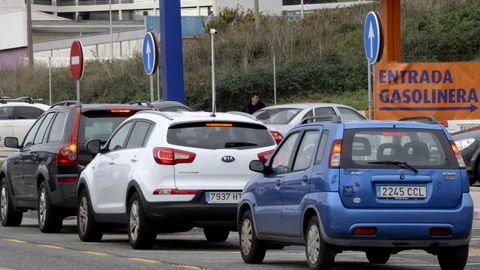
[
  {"x1": 254, "y1": 0, "x2": 260, "y2": 30},
  {"x1": 210, "y1": 29, "x2": 216, "y2": 115},
  {"x1": 150, "y1": 75, "x2": 154, "y2": 102},
  {"x1": 300, "y1": 0, "x2": 304, "y2": 19},
  {"x1": 76, "y1": 80, "x2": 80, "y2": 102},
  {"x1": 273, "y1": 54, "x2": 277, "y2": 105},
  {"x1": 157, "y1": 68, "x2": 160, "y2": 101},
  {"x1": 48, "y1": 56, "x2": 52, "y2": 105},
  {"x1": 26, "y1": 0, "x2": 33, "y2": 68},
  {"x1": 109, "y1": 0, "x2": 114, "y2": 60},
  {"x1": 367, "y1": 61, "x2": 372, "y2": 120}
]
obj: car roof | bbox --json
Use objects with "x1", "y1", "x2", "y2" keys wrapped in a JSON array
[
  {"x1": 0, "y1": 102, "x2": 49, "y2": 109},
  {"x1": 48, "y1": 102, "x2": 151, "y2": 113},
  {"x1": 258, "y1": 103, "x2": 352, "y2": 110},
  {"x1": 298, "y1": 120, "x2": 445, "y2": 131},
  {"x1": 135, "y1": 111, "x2": 263, "y2": 125},
  {"x1": 151, "y1": 101, "x2": 192, "y2": 110}
]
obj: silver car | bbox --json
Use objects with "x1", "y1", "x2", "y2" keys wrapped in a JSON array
[{"x1": 253, "y1": 103, "x2": 366, "y2": 136}]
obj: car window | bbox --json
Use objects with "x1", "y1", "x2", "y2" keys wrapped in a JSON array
[
  {"x1": 314, "y1": 107, "x2": 336, "y2": 118},
  {"x1": 33, "y1": 113, "x2": 55, "y2": 144},
  {"x1": 0, "y1": 107, "x2": 13, "y2": 120},
  {"x1": 254, "y1": 108, "x2": 302, "y2": 125},
  {"x1": 315, "y1": 131, "x2": 329, "y2": 164},
  {"x1": 337, "y1": 107, "x2": 365, "y2": 121},
  {"x1": 270, "y1": 133, "x2": 300, "y2": 175},
  {"x1": 167, "y1": 122, "x2": 274, "y2": 150},
  {"x1": 79, "y1": 110, "x2": 140, "y2": 143},
  {"x1": 293, "y1": 131, "x2": 321, "y2": 171},
  {"x1": 23, "y1": 115, "x2": 45, "y2": 147},
  {"x1": 108, "y1": 122, "x2": 134, "y2": 152},
  {"x1": 47, "y1": 112, "x2": 66, "y2": 143},
  {"x1": 12, "y1": 106, "x2": 44, "y2": 120},
  {"x1": 126, "y1": 121, "x2": 152, "y2": 149},
  {"x1": 302, "y1": 110, "x2": 313, "y2": 120}
]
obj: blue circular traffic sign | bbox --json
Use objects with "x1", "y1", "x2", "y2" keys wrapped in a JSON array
[
  {"x1": 364, "y1": 12, "x2": 383, "y2": 64},
  {"x1": 143, "y1": 32, "x2": 158, "y2": 75}
]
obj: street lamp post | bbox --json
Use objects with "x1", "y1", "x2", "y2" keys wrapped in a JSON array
[
  {"x1": 210, "y1": 28, "x2": 217, "y2": 115},
  {"x1": 109, "y1": 0, "x2": 114, "y2": 60}
]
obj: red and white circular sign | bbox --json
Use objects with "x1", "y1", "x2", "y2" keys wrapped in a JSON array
[{"x1": 70, "y1": 40, "x2": 84, "y2": 81}]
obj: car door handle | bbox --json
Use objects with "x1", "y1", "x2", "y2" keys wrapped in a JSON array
[
  {"x1": 131, "y1": 158, "x2": 138, "y2": 162},
  {"x1": 276, "y1": 179, "x2": 282, "y2": 186},
  {"x1": 109, "y1": 161, "x2": 114, "y2": 165},
  {"x1": 302, "y1": 175, "x2": 309, "y2": 183}
]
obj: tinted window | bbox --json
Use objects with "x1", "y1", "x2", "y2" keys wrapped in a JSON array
[
  {"x1": 23, "y1": 115, "x2": 44, "y2": 147},
  {"x1": 341, "y1": 129, "x2": 457, "y2": 169},
  {"x1": 47, "y1": 113, "x2": 66, "y2": 143},
  {"x1": 302, "y1": 110, "x2": 313, "y2": 120},
  {"x1": 12, "y1": 106, "x2": 44, "y2": 120},
  {"x1": 108, "y1": 122, "x2": 133, "y2": 152},
  {"x1": 33, "y1": 113, "x2": 55, "y2": 144},
  {"x1": 271, "y1": 133, "x2": 300, "y2": 174},
  {"x1": 337, "y1": 107, "x2": 365, "y2": 121},
  {"x1": 126, "y1": 122, "x2": 152, "y2": 149},
  {"x1": 0, "y1": 106, "x2": 13, "y2": 120},
  {"x1": 314, "y1": 107, "x2": 336, "y2": 118},
  {"x1": 315, "y1": 131, "x2": 329, "y2": 164},
  {"x1": 293, "y1": 131, "x2": 320, "y2": 171},
  {"x1": 79, "y1": 110, "x2": 139, "y2": 143},
  {"x1": 167, "y1": 122, "x2": 274, "y2": 150},
  {"x1": 254, "y1": 108, "x2": 302, "y2": 125}
]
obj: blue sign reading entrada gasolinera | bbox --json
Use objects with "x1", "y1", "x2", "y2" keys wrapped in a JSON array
[{"x1": 375, "y1": 62, "x2": 480, "y2": 120}]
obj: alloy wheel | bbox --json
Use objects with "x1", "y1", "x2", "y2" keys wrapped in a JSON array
[
  {"x1": 129, "y1": 200, "x2": 139, "y2": 241},
  {"x1": 39, "y1": 188, "x2": 47, "y2": 227},
  {"x1": 307, "y1": 223, "x2": 321, "y2": 265},
  {"x1": 0, "y1": 184, "x2": 7, "y2": 222},
  {"x1": 241, "y1": 218, "x2": 253, "y2": 255},
  {"x1": 78, "y1": 196, "x2": 88, "y2": 235}
]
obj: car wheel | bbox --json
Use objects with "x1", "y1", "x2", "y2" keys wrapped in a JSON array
[
  {"x1": 204, "y1": 227, "x2": 230, "y2": 242},
  {"x1": 0, "y1": 177, "x2": 23, "y2": 226},
  {"x1": 77, "y1": 189, "x2": 103, "y2": 242},
  {"x1": 473, "y1": 162, "x2": 480, "y2": 186},
  {"x1": 239, "y1": 210, "x2": 266, "y2": 264},
  {"x1": 38, "y1": 181, "x2": 63, "y2": 233},
  {"x1": 438, "y1": 245, "x2": 469, "y2": 270},
  {"x1": 127, "y1": 193, "x2": 156, "y2": 249},
  {"x1": 305, "y1": 216, "x2": 335, "y2": 270},
  {"x1": 366, "y1": 250, "x2": 391, "y2": 264}
]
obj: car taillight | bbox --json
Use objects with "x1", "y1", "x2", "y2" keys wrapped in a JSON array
[
  {"x1": 450, "y1": 141, "x2": 466, "y2": 169},
  {"x1": 352, "y1": 227, "x2": 377, "y2": 236},
  {"x1": 440, "y1": 120, "x2": 449, "y2": 128},
  {"x1": 153, "y1": 147, "x2": 196, "y2": 165},
  {"x1": 56, "y1": 108, "x2": 80, "y2": 166},
  {"x1": 429, "y1": 227, "x2": 452, "y2": 236},
  {"x1": 270, "y1": 130, "x2": 283, "y2": 145},
  {"x1": 329, "y1": 139, "x2": 342, "y2": 168},
  {"x1": 257, "y1": 150, "x2": 273, "y2": 164},
  {"x1": 153, "y1": 189, "x2": 197, "y2": 195}
]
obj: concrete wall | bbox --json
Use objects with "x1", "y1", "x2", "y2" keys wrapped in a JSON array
[
  {"x1": 214, "y1": 0, "x2": 282, "y2": 15},
  {"x1": 0, "y1": 9, "x2": 28, "y2": 51},
  {"x1": 0, "y1": 47, "x2": 27, "y2": 70}
]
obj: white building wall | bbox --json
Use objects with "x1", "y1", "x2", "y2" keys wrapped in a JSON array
[{"x1": 0, "y1": 9, "x2": 27, "y2": 50}]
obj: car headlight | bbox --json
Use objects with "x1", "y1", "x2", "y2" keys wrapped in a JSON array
[{"x1": 455, "y1": 138, "x2": 475, "y2": 151}]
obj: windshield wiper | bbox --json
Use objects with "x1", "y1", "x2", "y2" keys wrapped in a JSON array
[
  {"x1": 224, "y1": 142, "x2": 258, "y2": 148},
  {"x1": 368, "y1": 160, "x2": 418, "y2": 174}
]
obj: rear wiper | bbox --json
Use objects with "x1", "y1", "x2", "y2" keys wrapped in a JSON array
[
  {"x1": 368, "y1": 160, "x2": 419, "y2": 174},
  {"x1": 224, "y1": 142, "x2": 258, "y2": 148}
]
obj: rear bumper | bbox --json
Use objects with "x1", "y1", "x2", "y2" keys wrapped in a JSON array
[
  {"x1": 48, "y1": 174, "x2": 78, "y2": 209},
  {"x1": 310, "y1": 192, "x2": 473, "y2": 248}
]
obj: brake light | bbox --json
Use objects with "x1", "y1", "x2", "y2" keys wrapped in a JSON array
[
  {"x1": 55, "y1": 108, "x2": 80, "y2": 166},
  {"x1": 329, "y1": 139, "x2": 342, "y2": 168},
  {"x1": 352, "y1": 227, "x2": 377, "y2": 236},
  {"x1": 206, "y1": 123, "x2": 233, "y2": 127},
  {"x1": 257, "y1": 150, "x2": 273, "y2": 164},
  {"x1": 270, "y1": 130, "x2": 283, "y2": 145},
  {"x1": 382, "y1": 132, "x2": 407, "y2": 136},
  {"x1": 57, "y1": 177, "x2": 77, "y2": 183},
  {"x1": 153, "y1": 147, "x2": 196, "y2": 165},
  {"x1": 110, "y1": 109, "x2": 131, "y2": 113},
  {"x1": 450, "y1": 141, "x2": 466, "y2": 169},
  {"x1": 153, "y1": 189, "x2": 198, "y2": 195}
]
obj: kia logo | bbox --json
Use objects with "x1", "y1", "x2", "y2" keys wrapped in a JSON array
[{"x1": 222, "y1": 156, "x2": 235, "y2": 163}]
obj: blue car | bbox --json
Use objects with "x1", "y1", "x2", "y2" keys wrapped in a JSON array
[{"x1": 238, "y1": 117, "x2": 473, "y2": 270}]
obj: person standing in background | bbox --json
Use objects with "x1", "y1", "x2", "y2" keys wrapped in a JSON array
[{"x1": 244, "y1": 93, "x2": 266, "y2": 114}]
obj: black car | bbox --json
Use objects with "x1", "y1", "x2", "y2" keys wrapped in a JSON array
[
  {"x1": 453, "y1": 127, "x2": 480, "y2": 185},
  {"x1": 0, "y1": 101, "x2": 150, "y2": 232}
]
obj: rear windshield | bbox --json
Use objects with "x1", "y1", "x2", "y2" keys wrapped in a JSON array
[
  {"x1": 341, "y1": 128, "x2": 457, "y2": 169},
  {"x1": 254, "y1": 108, "x2": 302, "y2": 125},
  {"x1": 79, "y1": 110, "x2": 139, "y2": 143},
  {"x1": 167, "y1": 122, "x2": 275, "y2": 150}
]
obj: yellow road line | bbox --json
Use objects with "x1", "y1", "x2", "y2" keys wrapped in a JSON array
[
  {"x1": 176, "y1": 265, "x2": 209, "y2": 270},
  {"x1": 4, "y1": 239, "x2": 26, "y2": 244},
  {"x1": 0, "y1": 267, "x2": 15, "y2": 270},
  {"x1": 128, "y1": 258, "x2": 160, "y2": 263},
  {"x1": 38, "y1": 244, "x2": 63, "y2": 249},
  {"x1": 81, "y1": 251, "x2": 111, "y2": 257}
]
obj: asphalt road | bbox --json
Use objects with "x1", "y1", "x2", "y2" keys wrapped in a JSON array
[{"x1": 0, "y1": 214, "x2": 479, "y2": 270}]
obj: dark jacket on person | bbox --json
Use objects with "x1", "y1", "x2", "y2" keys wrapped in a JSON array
[{"x1": 244, "y1": 101, "x2": 266, "y2": 114}]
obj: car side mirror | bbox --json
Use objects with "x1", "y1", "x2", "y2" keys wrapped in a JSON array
[
  {"x1": 4, "y1": 137, "x2": 19, "y2": 149},
  {"x1": 86, "y1": 139, "x2": 102, "y2": 154},
  {"x1": 250, "y1": 160, "x2": 267, "y2": 174}
]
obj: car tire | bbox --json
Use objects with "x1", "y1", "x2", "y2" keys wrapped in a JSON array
[
  {"x1": 0, "y1": 177, "x2": 23, "y2": 227},
  {"x1": 305, "y1": 216, "x2": 335, "y2": 270},
  {"x1": 366, "y1": 250, "x2": 391, "y2": 264},
  {"x1": 38, "y1": 181, "x2": 63, "y2": 233},
  {"x1": 127, "y1": 193, "x2": 156, "y2": 249},
  {"x1": 472, "y1": 162, "x2": 480, "y2": 186},
  {"x1": 438, "y1": 245, "x2": 469, "y2": 270},
  {"x1": 239, "y1": 210, "x2": 266, "y2": 264},
  {"x1": 204, "y1": 227, "x2": 230, "y2": 242},
  {"x1": 77, "y1": 189, "x2": 103, "y2": 242}
]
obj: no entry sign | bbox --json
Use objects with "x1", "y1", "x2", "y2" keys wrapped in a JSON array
[{"x1": 70, "y1": 41, "x2": 84, "y2": 81}]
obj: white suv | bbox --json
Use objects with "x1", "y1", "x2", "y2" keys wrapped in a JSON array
[
  {"x1": 0, "y1": 99, "x2": 49, "y2": 156},
  {"x1": 77, "y1": 111, "x2": 276, "y2": 249}
]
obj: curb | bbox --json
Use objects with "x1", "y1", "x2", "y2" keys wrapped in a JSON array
[{"x1": 471, "y1": 187, "x2": 479, "y2": 220}]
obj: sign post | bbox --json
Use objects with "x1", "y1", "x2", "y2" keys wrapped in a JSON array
[
  {"x1": 143, "y1": 32, "x2": 159, "y2": 102},
  {"x1": 69, "y1": 41, "x2": 84, "y2": 103},
  {"x1": 364, "y1": 11, "x2": 383, "y2": 119}
]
